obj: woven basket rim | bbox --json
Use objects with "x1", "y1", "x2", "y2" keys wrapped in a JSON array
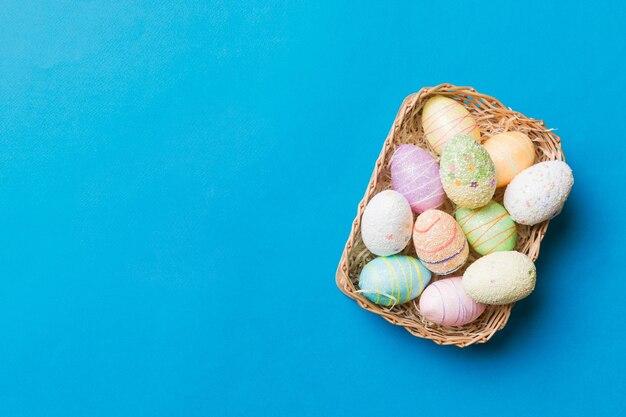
[{"x1": 336, "y1": 83, "x2": 564, "y2": 347}]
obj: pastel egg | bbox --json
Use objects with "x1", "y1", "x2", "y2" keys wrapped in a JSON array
[
  {"x1": 422, "y1": 95, "x2": 481, "y2": 155},
  {"x1": 361, "y1": 190, "x2": 413, "y2": 256},
  {"x1": 419, "y1": 277, "x2": 486, "y2": 326},
  {"x1": 463, "y1": 251, "x2": 536, "y2": 305},
  {"x1": 440, "y1": 135, "x2": 496, "y2": 209},
  {"x1": 358, "y1": 255, "x2": 432, "y2": 307},
  {"x1": 503, "y1": 160, "x2": 574, "y2": 225},
  {"x1": 455, "y1": 201, "x2": 517, "y2": 255},
  {"x1": 483, "y1": 132, "x2": 535, "y2": 187},
  {"x1": 412, "y1": 209, "x2": 469, "y2": 275},
  {"x1": 390, "y1": 144, "x2": 445, "y2": 213}
]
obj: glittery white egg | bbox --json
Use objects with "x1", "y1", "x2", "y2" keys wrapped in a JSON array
[
  {"x1": 361, "y1": 190, "x2": 413, "y2": 256},
  {"x1": 462, "y1": 251, "x2": 536, "y2": 305},
  {"x1": 503, "y1": 161, "x2": 573, "y2": 225}
]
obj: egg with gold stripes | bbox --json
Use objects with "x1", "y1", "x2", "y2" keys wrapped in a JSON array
[
  {"x1": 358, "y1": 255, "x2": 432, "y2": 307},
  {"x1": 483, "y1": 131, "x2": 535, "y2": 188},
  {"x1": 413, "y1": 209, "x2": 469, "y2": 275},
  {"x1": 455, "y1": 201, "x2": 517, "y2": 255},
  {"x1": 419, "y1": 277, "x2": 486, "y2": 326},
  {"x1": 422, "y1": 95, "x2": 481, "y2": 155}
]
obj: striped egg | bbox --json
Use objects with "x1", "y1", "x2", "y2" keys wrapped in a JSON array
[
  {"x1": 440, "y1": 135, "x2": 496, "y2": 209},
  {"x1": 419, "y1": 277, "x2": 486, "y2": 326},
  {"x1": 391, "y1": 144, "x2": 445, "y2": 213},
  {"x1": 422, "y1": 95, "x2": 481, "y2": 155},
  {"x1": 455, "y1": 201, "x2": 517, "y2": 255},
  {"x1": 483, "y1": 132, "x2": 535, "y2": 188},
  {"x1": 358, "y1": 255, "x2": 432, "y2": 307},
  {"x1": 412, "y1": 209, "x2": 469, "y2": 275}
]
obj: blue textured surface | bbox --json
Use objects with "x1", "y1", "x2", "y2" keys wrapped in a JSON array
[{"x1": 0, "y1": 1, "x2": 624, "y2": 416}]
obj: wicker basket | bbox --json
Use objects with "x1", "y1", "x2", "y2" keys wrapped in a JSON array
[{"x1": 335, "y1": 84, "x2": 565, "y2": 347}]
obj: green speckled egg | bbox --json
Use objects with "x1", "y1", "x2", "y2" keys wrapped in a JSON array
[
  {"x1": 455, "y1": 201, "x2": 517, "y2": 255},
  {"x1": 440, "y1": 135, "x2": 496, "y2": 209}
]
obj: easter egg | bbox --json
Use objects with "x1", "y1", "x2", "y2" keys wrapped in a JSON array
[
  {"x1": 455, "y1": 201, "x2": 517, "y2": 255},
  {"x1": 390, "y1": 144, "x2": 445, "y2": 213},
  {"x1": 358, "y1": 255, "x2": 432, "y2": 307},
  {"x1": 361, "y1": 190, "x2": 413, "y2": 256},
  {"x1": 503, "y1": 160, "x2": 574, "y2": 225},
  {"x1": 418, "y1": 277, "x2": 486, "y2": 326},
  {"x1": 483, "y1": 131, "x2": 535, "y2": 188},
  {"x1": 440, "y1": 135, "x2": 496, "y2": 209},
  {"x1": 412, "y1": 209, "x2": 469, "y2": 275},
  {"x1": 463, "y1": 251, "x2": 536, "y2": 305},
  {"x1": 422, "y1": 95, "x2": 481, "y2": 155}
]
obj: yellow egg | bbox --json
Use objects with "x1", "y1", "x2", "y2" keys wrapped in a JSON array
[
  {"x1": 421, "y1": 96, "x2": 481, "y2": 155},
  {"x1": 483, "y1": 132, "x2": 535, "y2": 188}
]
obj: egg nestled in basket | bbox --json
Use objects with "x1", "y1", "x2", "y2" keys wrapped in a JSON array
[
  {"x1": 422, "y1": 95, "x2": 481, "y2": 155},
  {"x1": 455, "y1": 201, "x2": 517, "y2": 255},
  {"x1": 504, "y1": 160, "x2": 574, "y2": 225},
  {"x1": 440, "y1": 135, "x2": 496, "y2": 209},
  {"x1": 391, "y1": 144, "x2": 445, "y2": 213},
  {"x1": 419, "y1": 277, "x2": 486, "y2": 326},
  {"x1": 412, "y1": 209, "x2": 469, "y2": 275},
  {"x1": 483, "y1": 131, "x2": 535, "y2": 188},
  {"x1": 361, "y1": 190, "x2": 413, "y2": 256},
  {"x1": 359, "y1": 256, "x2": 432, "y2": 307},
  {"x1": 463, "y1": 251, "x2": 537, "y2": 305}
]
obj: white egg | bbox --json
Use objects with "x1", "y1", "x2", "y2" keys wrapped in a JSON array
[
  {"x1": 361, "y1": 190, "x2": 413, "y2": 256},
  {"x1": 503, "y1": 161, "x2": 573, "y2": 225}
]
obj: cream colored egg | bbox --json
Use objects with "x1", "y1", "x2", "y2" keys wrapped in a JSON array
[
  {"x1": 422, "y1": 95, "x2": 481, "y2": 155},
  {"x1": 462, "y1": 251, "x2": 536, "y2": 305}
]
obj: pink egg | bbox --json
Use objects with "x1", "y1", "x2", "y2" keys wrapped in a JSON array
[
  {"x1": 391, "y1": 145, "x2": 445, "y2": 214},
  {"x1": 419, "y1": 277, "x2": 486, "y2": 326}
]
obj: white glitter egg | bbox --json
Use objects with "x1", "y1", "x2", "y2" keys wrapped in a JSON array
[
  {"x1": 361, "y1": 190, "x2": 413, "y2": 256},
  {"x1": 503, "y1": 161, "x2": 573, "y2": 225}
]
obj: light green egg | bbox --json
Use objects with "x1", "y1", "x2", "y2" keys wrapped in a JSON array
[
  {"x1": 440, "y1": 135, "x2": 496, "y2": 209},
  {"x1": 455, "y1": 201, "x2": 517, "y2": 255},
  {"x1": 358, "y1": 255, "x2": 431, "y2": 307}
]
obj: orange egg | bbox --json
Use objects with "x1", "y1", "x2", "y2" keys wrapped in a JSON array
[
  {"x1": 412, "y1": 209, "x2": 469, "y2": 275},
  {"x1": 483, "y1": 132, "x2": 535, "y2": 188}
]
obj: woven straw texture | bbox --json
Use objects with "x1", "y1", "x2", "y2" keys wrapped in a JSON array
[{"x1": 335, "y1": 84, "x2": 565, "y2": 347}]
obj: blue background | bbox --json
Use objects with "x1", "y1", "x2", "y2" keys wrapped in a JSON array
[{"x1": 0, "y1": 1, "x2": 624, "y2": 416}]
